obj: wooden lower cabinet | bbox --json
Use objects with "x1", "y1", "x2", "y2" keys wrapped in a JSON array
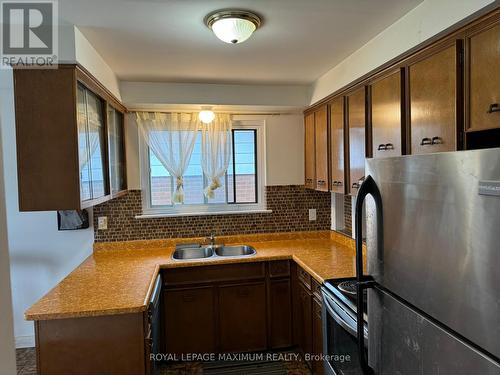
[
  {"x1": 164, "y1": 286, "x2": 216, "y2": 355},
  {"x1": 219, "y1": 282, "x2": 267, "y2": 352},
  {"x1": 312, "y1": 297, "x2": 325, "y2": 375},
  {"x1": 269, "y1": 279, "x2": 293, "y2": 348},
  {"x1": 297, "y1": 282, "x2": 313, "y2": 356},
  {"x1": 162, "y1": 261, "x2": 292, "y2": 355},
  {"x1": 35, "y1": 313, "x2": 148, "y2": 375}
]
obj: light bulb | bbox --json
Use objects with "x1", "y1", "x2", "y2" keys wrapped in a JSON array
[{"x1": 199, "y1": 110, "x2": 215, "y2": 124}]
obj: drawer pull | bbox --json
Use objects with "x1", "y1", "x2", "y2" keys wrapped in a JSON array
[
  {"x1": 420, "y1": 137, "x2": 432, "y2": 146},
  {"x1": 377, "y1": 144, "x2": 386, "y2": 151},
  {"x1": 385, "y1": 143, "x2": 394, "y2": 150},
  {"x1": 431, "y1": 136, "x2": 443, "y2": 145},
  {"x1": 352, "y1": 182, "x2": 360, "y2": 189},
  {"x1": 487, "y1": 103, "x2": 500, "y2": 113}
]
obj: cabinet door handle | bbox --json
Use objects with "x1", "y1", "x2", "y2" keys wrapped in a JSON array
[
  {"x1": 306, "y1": 178, "x2": 313, "y2": 183},
  {"x1": 317, "y1": 180, "x2": 326, "y2": 185},
  {"x1": 352, "y1": 182, "x2": 360, "y2": 189},
  {"x1": 487, "y1": 103, "x2": 500, "y2": 113},
  {"x1": 385, "y1": 143, "x2": 394, "y2": 150},
  {"x1": 420, "y1": 137, "x2": 432, "y2": 146},
  {"x1": 377, "y1": 144, "x2": 387, "y2": 151},
  {"x1": 431, "y1": 137, "x2": 443, "y2": 145}
]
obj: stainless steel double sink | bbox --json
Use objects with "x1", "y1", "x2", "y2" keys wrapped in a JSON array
[{"x1": 172, "y1": 244, "x2": 256, "y2": 260}]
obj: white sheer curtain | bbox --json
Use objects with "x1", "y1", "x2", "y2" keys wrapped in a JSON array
[
  {"x1": 201, "y1": 114, "x2": 232, "y2": 199},
  {"x1": 136, "y1": 112, "x2": 199, "y2": 203}
]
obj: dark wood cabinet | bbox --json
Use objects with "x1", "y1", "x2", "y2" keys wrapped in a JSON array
[
  {"x1": 466, "y1": 20, "x2": 500, "y2": 132},
  {"x1": 296, "y1": 282, "x2": 313, "y2": 356},
  {"x1": 269, "y1": 278, "x2": 293, "y2": 348},
  {"x1": 408, "y1": 43, "x2": 459, "y2": 154},
  {"x1": 347, "y1": 87, "x2": 367, "y2": 195},
  {"x1": 219, "y1": 282, "x2": 267, "y2": 352},
  {"x1": 371, "y1": 70, "x2": 403, "y2": 158},
  {"x1": 314, "y1": 106, "x2": 329, "y2": 191},
  {"x1": 13, "y1": 64, "x2": 126, "y2": 211},
  {"x1": 329, "y1": 97, "x2": 345, "y2": 194},
  {"x1": 162, "y1": 261, "x2": 291, "y2": 355},
  {"x1": 164, "y1": 286, "x2": 216, "y2": 355},
  {"x1": 305, "y1": 112, "x2": 316, "y2": 189},
  {"x1": 312, "y1": 297, "x2": 324, "y2": 375},
  {"x1": 35, "y1": 313, "x2": 148, "y2": 375}
]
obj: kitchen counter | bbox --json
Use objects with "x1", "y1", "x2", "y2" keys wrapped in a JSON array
[{"x1": 25, "y1": 231, "x2": 361, "y2": 321}]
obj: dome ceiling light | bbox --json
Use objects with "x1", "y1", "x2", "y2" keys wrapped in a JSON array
[{"x1": 205, "y1": 10, "x2": 261, "y2": 44}]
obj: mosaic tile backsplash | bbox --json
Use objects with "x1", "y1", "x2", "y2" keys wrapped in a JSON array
[{"x1": 93, "y1": 186, "x2": 331, "y2": 242}]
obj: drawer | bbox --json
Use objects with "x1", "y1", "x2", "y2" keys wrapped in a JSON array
[
  {"x1": 269, "y1": 260, "x2": 290, "y2": 278},
  {"x1": 297, "y1": 267, "x2": 312, "y2": 290},
  {"x1": 163, "y1": 262, "x2": 266, "y2": 286}
]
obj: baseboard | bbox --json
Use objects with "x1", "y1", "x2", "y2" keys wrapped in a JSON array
[{"x1": 15, "y1": 335, "x2": 35, "y2": 348}]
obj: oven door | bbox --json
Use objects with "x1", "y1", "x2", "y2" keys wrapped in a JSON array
[{"x1": 322, "y1": 288, "x2": 368, "y2": 375}]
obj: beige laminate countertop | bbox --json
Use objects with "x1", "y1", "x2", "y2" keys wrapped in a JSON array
[{"x1": 25, "y1": 231, "x2": 361, "y2": 321}]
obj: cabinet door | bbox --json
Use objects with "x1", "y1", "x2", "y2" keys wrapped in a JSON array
[
  {"x1": 297, "y1": 282, "x2": 313, "y2": 355},
  {"x1": 409, "y1": 45, "x2": 457, "y2": 154},
  {"x1": 304, "y1": 112, "x2": 316, "y2": 189},
  {"x1": 85, "y1": 89, "x2": 108, "y2": 199},
  {"x1": 467, "y1": 21, "x2": 500, "y2": 131},
  {"x1": 77, "y1": 86, "x2": 92, "y2": 202},
  {"x1": 108, "y1": 106, "x2": 127, "y2": 195},
  {"x1": 312, "y1": 297, "x2": 325, "y2": 375},
  {"x1": 347, "y1": 87, "x2": 366, "y2": 195},
  {"x1": 219, "y1": 282, "x2": 267, "y2": 352},
  {"x1": 329, "y1": 97, "x2": 345, "y2": 194},
  {"x1": 269, "y1": 279, "x2": 292, "y2": 349},
  {"x1": 371, "y1": 71, "x2": 403, "y2": 158},
  {"x1": 164, "y1": 286, "x2": 216, "y2": 354},
  {"x1": 314, "y1": 106, "x2": 329, "y2": 191}
]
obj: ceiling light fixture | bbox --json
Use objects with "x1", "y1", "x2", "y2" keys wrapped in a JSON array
[
  {"x1": 205, "y1": 10, "x2": 261, "y2": 44},
  {"x1": 199, "y1": 110, "x2": 215, "y2": 124}
]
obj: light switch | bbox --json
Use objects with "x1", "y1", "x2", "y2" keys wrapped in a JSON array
[
  {"x1": 309, "y1": 208, "x2": 317, "y2": 221},
  {"x1": 97, "y1": 216, "x2": 108, "y2": 230}
]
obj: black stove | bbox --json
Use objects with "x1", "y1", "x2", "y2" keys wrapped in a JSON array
[{"x1": 323, "y1": 277, "x2": 367, "y2": 316}]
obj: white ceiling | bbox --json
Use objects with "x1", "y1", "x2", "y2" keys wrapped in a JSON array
[{"x1": 60, "y1": 0, "x2": 422, "y2": 85}]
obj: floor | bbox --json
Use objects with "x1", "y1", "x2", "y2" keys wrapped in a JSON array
[{"x1": 16, "y1": 348, "x2": 311, "y2": 375}]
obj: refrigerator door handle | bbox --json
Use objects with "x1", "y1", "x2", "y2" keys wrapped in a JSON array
[{"x1": 355, "y1": 175, "x2": 383, "y2": 375}]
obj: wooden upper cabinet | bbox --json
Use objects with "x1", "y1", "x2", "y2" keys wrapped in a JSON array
[
  {"x1": 13, "y1": 65, "x2": 126, "y2": 211},
  {"x1": 371, "y1": 71, "x2": 403, "y2": 158},
  {"x1": 467, "y1": 20, "x2": 500, "y2": 132},
  {"x1": 329, "y1": 97, "x2": 345, "y2": 194},
  {"x1": 314, "y1": 106, "x2": 329, "y2": 191},
  {"x1": 304, "y1": 112, "x2": 316, "y2": 189},
  {"x1": 347, "y1": 87, "x2": 367, "y2": 195},
  {"x1": 409, "y1": 44, "x2": 458, "y2": 154}
]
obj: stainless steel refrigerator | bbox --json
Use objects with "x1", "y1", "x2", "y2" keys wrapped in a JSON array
[{"x1": 354, "y1": 148, "x2": 500, "y2": 374}]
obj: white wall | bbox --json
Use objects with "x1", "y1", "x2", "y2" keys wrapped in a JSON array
[
  {"x1": 0, "y1": 80, "x2": 17, "y2": 375},
  {"x1": 121, "y1": 81, "x2": 309, "y2": 109},
  {"x1": 125, "y1": 112, "x2": 304, "y2": 190},
  {"x1": 310, "y1": 0, "x2": 496, "y2": 104},
  {"x1": 74, "y1": 27, "x2": 121, "y2": 100}
]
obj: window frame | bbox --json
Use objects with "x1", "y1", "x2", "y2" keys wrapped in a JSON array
[{"x1": 138, "y1": 119, "x2": 267, "y2": 217}]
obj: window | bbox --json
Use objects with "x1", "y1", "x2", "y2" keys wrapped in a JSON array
[{"x1": 140, "y1": 120, "x2": 266, "y2": 216}]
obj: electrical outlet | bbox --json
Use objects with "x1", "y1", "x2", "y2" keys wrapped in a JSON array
[
  {"x1": 97, "y1": 216, "x2": 108, "y2": 230},
  {"x1": 309, "y1": 208, "x2": 317, "y2": 221}
]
